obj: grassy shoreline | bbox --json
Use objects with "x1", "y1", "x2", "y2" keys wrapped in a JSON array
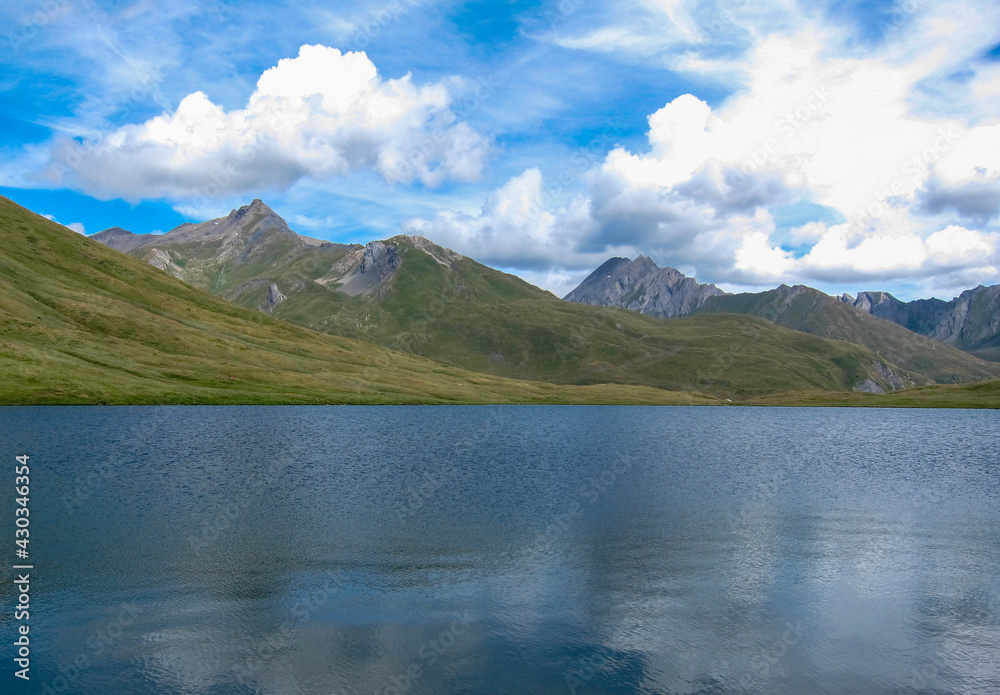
[
  {"x1": 2, "y1": 196, "x2": 997, "y2": 409},
  {"x1": 2, "y1": 378, "x2": 997, "y2": 408}
]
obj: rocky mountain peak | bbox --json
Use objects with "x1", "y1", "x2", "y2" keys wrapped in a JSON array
[
  {"x1": 227, "y1": 198, "x2": 271, "y2": 221},
  {"x1": 146, "y1": 199, "x2": 296, "y2": 247},
  {"x1": 91, "y1": 226, "x2": 150, "y2": 253},
  {"x1": 565, "y1": 255, "x2": 726, "y2": 318},
  {"x1": 589, "y1": 257, "x2": 632, "y2": 278}
]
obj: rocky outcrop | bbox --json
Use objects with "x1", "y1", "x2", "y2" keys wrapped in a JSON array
[
  {"x1": 407, "y1": 235, "x2": 463, "y2": 266},
  {"x1": 852, "y1": 363, "x2": 904, "y2": 393},
  {"x1": 262, "y1": 283, "x2": 286, "y2": 313},
  {"x1": 336, "y1": 241, "x2": 402, "y2": 297},
  {"x1": 853, "y1": 378, "x2": 885, "y2": 394},
  {"x1": 564, "y1": 256, "x2": 725, "y2": 317},
  {"x1": 872, "y1": 361, "x2": 905, "y2": 390},
  {"x1": 145, "y1": 248, "x2": 183, "y2": 275}
]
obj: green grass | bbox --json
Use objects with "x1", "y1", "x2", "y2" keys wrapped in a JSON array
[
  {"x1": 21, "y1": 194, "x2": 998, "y2": 408},
  {"x1": 0, "y1": 196, "x2": 717, "y2": 406},
  {"x1": 698, "y1": 286, "x2": 1000, "y2": 384},
  {"x1": 743, "y1": 379, "x2": 1000, "y2": 408},
  {"x1": 130, "y1": 232, "x2": 957, "y2": 398}
]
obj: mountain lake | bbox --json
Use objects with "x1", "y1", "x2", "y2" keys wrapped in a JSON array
[{"x1": 3, "y1": 405, "x2": 998, "y2": 694}]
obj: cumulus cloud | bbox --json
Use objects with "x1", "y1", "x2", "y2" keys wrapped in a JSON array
[
  {"x1": 411, "y1": 1, "x2": 1000, "y2": 297},
  {"x1": 403, "y1": 169, "x2": 608, "y2": 270},
  {"x1": 47, "y1": 45, "x2": 490, "y2": 202},
  {"x1": 792, "y1": 223, "x2": 1000, "y2": 283}
]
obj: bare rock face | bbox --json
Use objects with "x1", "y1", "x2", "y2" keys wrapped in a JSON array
[
  {"x1": 408, "y1": 235, "x2": 463, "y2": 266},
  {"x1": 942, "y1": 286, "x2": 1000, "y2": 348},
  {"x1": 146, "y1": 248, "x2": 183, "y2": 275},
  {"x1": 336, "y1": 241, "x2": 402, "y2": 297},
  {"x1": 565, "y1": 256, "x2": 726, "y2": 318},
  {"x1": 845, "y1": 285, "x2": 1000, "y2": 354},
  {"x1": 262, "y1": 283, "x2": 286, "y2": 313},
  {"x1": 851, "y1": 362, "x2": 905, "y2": 393},
  {"x1": 853, "y1": 378, "x2": 885, "y2": 394},
  {"x1": 872, "y1": 361, "x2": 905, "y2": 390}
]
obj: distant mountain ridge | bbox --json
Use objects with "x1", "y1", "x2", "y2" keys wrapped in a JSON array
[
  {"x1": 843, "y1": 286, "x2": 1000, "y2": 361},
  {"x1": 94, "y1": 199, "x2": 304, "y2": 250},
  {"x1": 88, "y1": 200, "x2": 944, "y2": 398},
  {"x1": 8, "y1": 195, "x2": 688, "y2": 405},
  {"x1": 564, "y1": 256, "x2": 725, "y2": 317},
  {"x1": 696, "y1": 284, "x2": 1000, "y2": 383},
  {"x1": 564, "y1": 256, "x2": 1000, "y2": 383}
]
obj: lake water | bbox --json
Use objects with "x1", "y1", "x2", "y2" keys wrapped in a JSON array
[{"x1": 3, "y1": 406, "x2": 999, "y2": 694}]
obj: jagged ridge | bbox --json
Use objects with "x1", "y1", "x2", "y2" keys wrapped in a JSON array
[
  {"x1": 844, "y1": 287, "x2": 1000, "y2": 361},
  {"x1": 565, "y1": 256, "x2": 725, "y2": 317},
  {"x1": 87, "y1": 200, "x2": 946, "y2": 397},
  {"x1": 565, "y1": 258, "x2": 1000, "y2": 385}
]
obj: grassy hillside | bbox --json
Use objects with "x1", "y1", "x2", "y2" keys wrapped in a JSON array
[
  {"x1": 698, "y1": 286, "x2": 1000, "y2": 384},
  {"x1": 745, "y1": 379, "x2": 1000, "y2": 408},
  {"x1": 338, "y1": 288, "x2": 914, "y2": 399},
  {"x1": 114, "y1": 224, "x2": 935, "y2": 399},
  {"x1": 968, "y1": 335, "x2": 1000, "y2": 363},
  {"x1": 5, "y1": 194, "x2": 996, "y2": 407},
  {"x1": 0, "y1": 196, "x2": 719, "y2": 405},
  {"x1": 268, "y1": 242, "x2": 994, "y2": 398}
]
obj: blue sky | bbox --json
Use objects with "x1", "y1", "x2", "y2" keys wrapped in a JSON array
[{"x1": 2, "y1": 0, "x2": 1000, "y2": 300}]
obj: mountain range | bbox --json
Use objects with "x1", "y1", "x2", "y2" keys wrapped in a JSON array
[
  {"x1": 84, "y1": 200, "x2": 1000, "y2": 399},
  {"x1": 80, "y1": 199, "x2": 1000, "y2": 404},
  {"x1": 0, "y1": 195, "x2": 727, "y2": 405},
  {"x1": 842, "y1": 288, "x2": 1000, "y2": 361},
  {"x1": 567, "y1": 255, "x2": 1000, "y2": 379}
]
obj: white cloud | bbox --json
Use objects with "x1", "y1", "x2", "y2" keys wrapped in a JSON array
[
  {"x1": 46, "y1": 44, "x2": 490, "y2": 202},
  {"x1": 403, "y1": 169, "x2": 593, "y2": 270},
  {"x1": 511, "y1": 268, "x2": 588, "y2": 300},
  {"x1": 792, "y1": 223, "x2": 1000, "y2": 283},
  {"x1": 429, "y1": 0, "x2": 1000, "y2": 297},
  {"x1": 734, "y1": 232, "x2": 794, "y2": 281},
  {"x1": 42, "y1": 213, "x2": 86, "y2": 235}
]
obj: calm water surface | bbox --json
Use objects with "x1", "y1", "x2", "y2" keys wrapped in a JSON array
[{"x1": 2, "y1": 406, "x2": 998, "y2": 694}]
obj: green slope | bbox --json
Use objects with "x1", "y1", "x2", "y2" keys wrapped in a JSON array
[
  {"x1": 98, "y1": 212, "x2": 937, "y2": 399},
  {"x1": 318, "y1": 254, "x2": 908, "y2": 398},
  {"x1": 697, "y1": 285, "x2": 1000, "y2": 385},
  {"x1": 745, "y1": 379, "x2": 1000, "y2": 408},
  {"x1": 0, "y1": 196, "x2": 719, "y2": 405}
]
